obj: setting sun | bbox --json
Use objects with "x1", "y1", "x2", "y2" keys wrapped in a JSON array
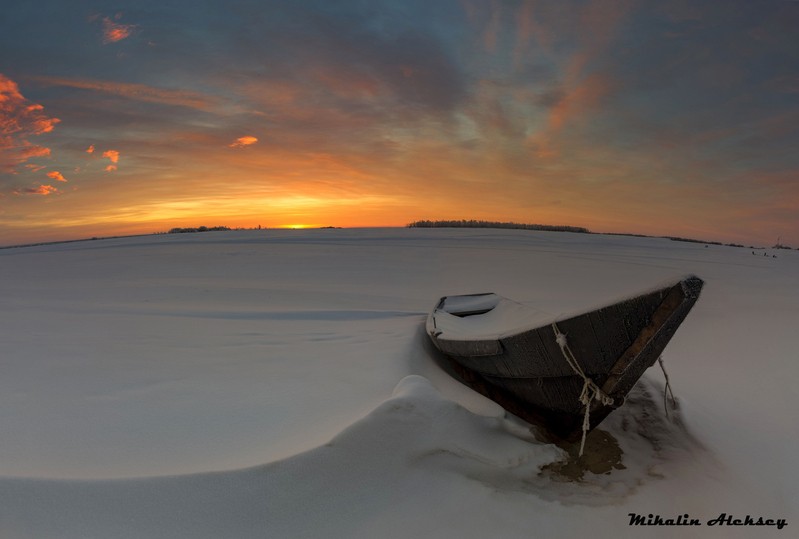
[
  {"x1": 1, "y1": 1, "x2": 797, "y2": 534},
  {"x1": 278, "y1": 224, "x2": 317, "y2": 229},
  {"x1": 1, "y1": 1, "x2": 797, "y2": 249}
]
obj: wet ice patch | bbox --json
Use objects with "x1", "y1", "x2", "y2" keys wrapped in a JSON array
[{"x1": 534, "y1": 374, "x2": 710, "y2": 505}]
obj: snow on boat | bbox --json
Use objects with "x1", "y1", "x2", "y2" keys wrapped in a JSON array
[{"x1": 426, "y1": 276, "x2": 704, "y2": 443}]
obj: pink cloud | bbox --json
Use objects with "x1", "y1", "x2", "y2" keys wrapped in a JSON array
[
  {"x1": 102, "y1": 149, "x2": 120, "y2": 163},
  {"x1": 46, "y1": 170, "x2": 67, "y2": 182},
  {"x1": 16, "y1": 145, "x2": 51, "y2": 161},
  {"x1": 0, "y1": 73, "x2": 60, "y2": 172},
  {"x1": 102, "y1": 16, "x2": 136, "y2": 44},
  {"x1": 32, "y1": 76, "x2": 215, "y2": 111},
  {"x1": 97, "y1": 149, "x2": 120, "y2": 171},
  {"x1": 229, "y1": 136, "x2": 259, "y2": 148}
]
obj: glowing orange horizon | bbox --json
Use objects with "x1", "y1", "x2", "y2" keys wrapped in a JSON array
[
  {"x1": 276, "y1": 224, "x2": 321, "y2": 229},
  {"x1": 2, "y1": 56, "x2": 795, "y2": 250}
]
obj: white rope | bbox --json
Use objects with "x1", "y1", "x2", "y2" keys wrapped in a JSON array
[
  {"x1": 552, "y1": 322, "x2": 614, "y2": 457},
  {"x1": 657, "y1": 356, "x2": 676, "y2": 419}
]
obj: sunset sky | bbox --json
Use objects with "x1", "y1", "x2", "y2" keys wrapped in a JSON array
[{"x1": 1, "y1": 0, "x2": 797, "y2": 246}]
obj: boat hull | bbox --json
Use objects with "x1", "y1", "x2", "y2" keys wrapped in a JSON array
[{"x1": 427, "y1": 276, "x2": 704, "y2": 441}]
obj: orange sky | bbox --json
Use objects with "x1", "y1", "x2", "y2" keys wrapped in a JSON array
[{"x1": 1, "y1": 1, "x2": 797, "y2": 247}]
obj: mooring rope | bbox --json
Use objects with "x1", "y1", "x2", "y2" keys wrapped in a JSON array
[
  {"x1": 657, "y1": 356, "x2": 676, "y2": 419},
  {"x1": 552, "y1": 322, "x2": 614, "y2": 457}
]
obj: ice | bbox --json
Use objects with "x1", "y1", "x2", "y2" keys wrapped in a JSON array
[{"x1": 0, "y1": 228, "x2": 796, "y2": 538}]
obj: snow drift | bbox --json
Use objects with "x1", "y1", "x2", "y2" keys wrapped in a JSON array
[{"x1": 0, "y1": 228, "x2": 795, "y2": 538}]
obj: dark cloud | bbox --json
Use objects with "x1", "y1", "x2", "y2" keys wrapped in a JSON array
[
  {"x1": 535, "y1": 87, "x2": 567, "y2": 108},
  {"x1": 569, "y1": 0, "x2": 799, "y2": 171},
  {"x1": 14, "y1": 184, "x2": 59, "y2": 196},
  {"x1": 215, "y1": 2, "x2": 468, "y2": 114}
]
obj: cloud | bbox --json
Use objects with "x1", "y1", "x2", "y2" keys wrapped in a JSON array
[
  {"x1": 235, "y1": 8, "x2": 466, "y2": 113},
  {"x1": 519, "y1": 0, "x2": 633, "y2": 156},
  {"x1": 483, "y1": 0, "x2": 503, "y2": 53},
  {"x1": 46, "y1": 170, "x2": 67, "y2": 182},
  {"x1": 102, "y1": 149, "x2": 120, "y2": 163},
  {"x1": 31, "y1": 76, "x2": 216, "y2": 111},
  {"x1": 13, "y1": 145, "x2": 51, "y2": 161},
  {"x1": 102, "y1": 15, "x2": 136, "y2": 44},
  {"x1": 514, "y1": 1, "x2": 552, "y2": 65},
  {"x1": 102, "y1": 149, "x2": 120, "y2": 171},
  {"x1": 548, "y1": 75, "x2": 613, "y2": 132},
  {"x1": 229, "y1": 136, "x2": 258, "y2": 148},
  {"x1": 0, "y1": 73, "x2": 60, "y2": 172},
  {"x1": 16, "y1": 184, "x2": 58, "y2": 196}
]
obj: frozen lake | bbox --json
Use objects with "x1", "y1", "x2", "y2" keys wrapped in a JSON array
[{"x1": 0, "y1": 228, "x2": 795, "y2": 538}]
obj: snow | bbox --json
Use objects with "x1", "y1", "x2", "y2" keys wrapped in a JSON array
[
  {"x1": 430, "y1": 293, "x2": 554, "y2": 340},
  {"x1": 0, "y1": 228, "x2": 796, "y2": 538}
]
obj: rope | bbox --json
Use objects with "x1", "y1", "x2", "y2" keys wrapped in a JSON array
[
  {"x1": 552, "y1": 322, "x2": 614, "y2": 457},
  {"x1": 657, "y1": 356, "x2": 676, "y2": 419}
]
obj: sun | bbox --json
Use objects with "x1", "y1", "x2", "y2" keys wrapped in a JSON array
[{"x1": 278, "y1": 224, "x2": 317, "y2": 229}]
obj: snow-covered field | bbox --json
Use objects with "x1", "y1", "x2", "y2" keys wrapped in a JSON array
[{"x1": 0, "y1": 228, "x2": 796, "y2": 538}]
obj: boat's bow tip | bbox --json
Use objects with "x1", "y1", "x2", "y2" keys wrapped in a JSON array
[{"x1": 681, "y1": 275, "x2": 705, "y2": 298}]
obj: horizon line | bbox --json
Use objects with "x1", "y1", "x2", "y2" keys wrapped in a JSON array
[{"x1": 1, "y1": 224, "x2": 792, "y2": 252}]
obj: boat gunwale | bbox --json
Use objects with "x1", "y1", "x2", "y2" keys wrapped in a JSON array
[{"x1": 425, "y1": 275, "x2": 704, "y2": 441}]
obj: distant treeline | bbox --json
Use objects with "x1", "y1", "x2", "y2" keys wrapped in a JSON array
[
  {"x1": 168, "y1": 226, "x2": 231, "y2": 234},
  {"x1": 662, "y1": 236, "x2": 745, "y2": 248},
  {"x1": 407, "y1": 220, "x2": 589, "y2": 233}
]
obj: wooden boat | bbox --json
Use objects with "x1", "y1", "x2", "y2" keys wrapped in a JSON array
[{"x1": 426, "y1": 276, "x2": 704, "y2": 442}]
